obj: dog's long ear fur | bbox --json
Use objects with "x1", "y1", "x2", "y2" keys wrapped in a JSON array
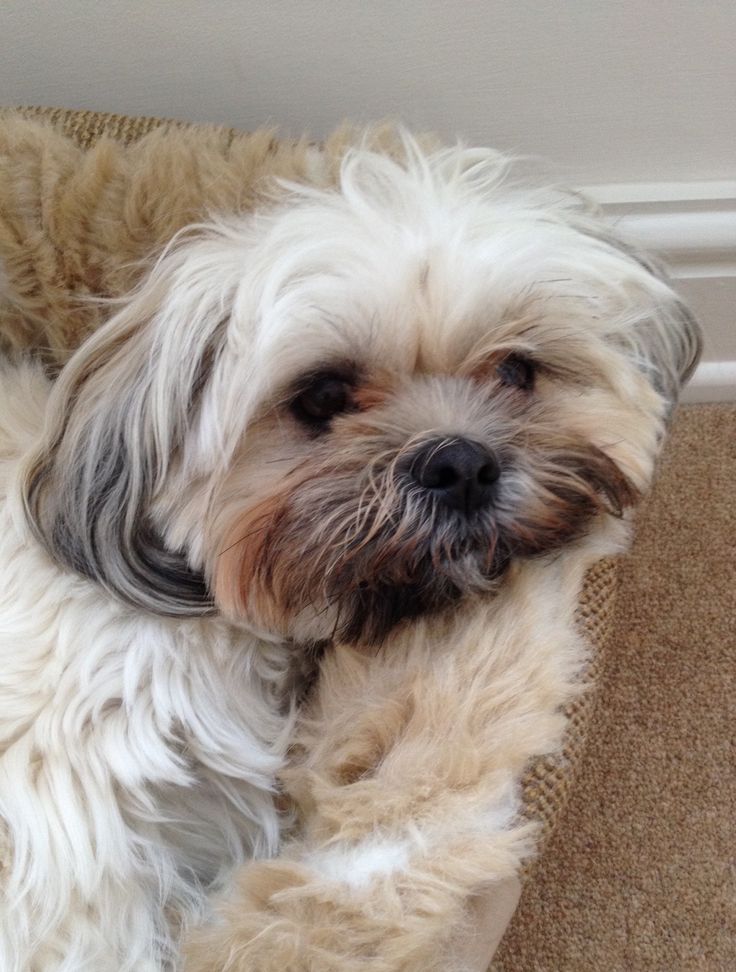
[
  {"x1": 22, "y1": 226, "x2": 248, "y2": 617},
  {"x1": 611, "y1": 238, "x2": 701, "y2": 407},
  {"x1": 640, "y1": 291, "x2": 702, "y2": 409},
  {"x1": 575, "y1": 215, "x2": 702, "y2": 410}
]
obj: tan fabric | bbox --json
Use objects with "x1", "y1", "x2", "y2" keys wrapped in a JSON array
[
  {"x1": 0, "y1": 107, "x2": 328, "y2": 360},
  {"x1": 492, "y1": 403, "x2": 735, "y2": 970},
  {"x1": 0, "y1": 106, "x2": 431, "y2": 364}
]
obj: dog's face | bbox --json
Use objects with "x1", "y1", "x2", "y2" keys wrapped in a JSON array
[{"x1": 23, "y1": 136, "x2": 701, "y2": 645}]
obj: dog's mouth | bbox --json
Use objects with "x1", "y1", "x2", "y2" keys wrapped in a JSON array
[
  {"x1": 215, "y1": 440, "x2": 637, "y2": 646},
  {"x1": 288, "y1": 444, "x2": 635, "y2": 647},
  {"x1": 320, "y1": 502, "x2": 513, "y2": 645},
  {"x1": 333, "y1": 542, "x2": 512, "y2": 646}
]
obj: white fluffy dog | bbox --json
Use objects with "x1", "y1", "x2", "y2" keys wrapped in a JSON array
[{"x1": 0, "y1": 135, "x2": 699, "y2": 970}]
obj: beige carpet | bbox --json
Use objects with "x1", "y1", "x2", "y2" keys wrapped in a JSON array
[{"x1": 493, "y1": 403, "x2": 736, "y2": 972}]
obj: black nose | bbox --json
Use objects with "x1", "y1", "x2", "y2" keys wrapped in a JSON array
[{"x1": 411, "y1": 438, "x2": 500, "y2": 513}]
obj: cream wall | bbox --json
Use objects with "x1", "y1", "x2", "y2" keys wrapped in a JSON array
[{"x1": 2, "y1": 0, "x2": 734, "y2": 185}]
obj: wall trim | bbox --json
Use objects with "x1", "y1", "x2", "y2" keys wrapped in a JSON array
[
  {"x1": 585, "y1": 182, "x2": 736, "y2": 277},
  {"x1": 681, "y1": 362, "x2": 736, "y2": 404}
]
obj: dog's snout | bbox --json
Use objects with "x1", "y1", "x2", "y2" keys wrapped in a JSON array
[{"x1": 411, "y1": 438, "x2": 500, "y2": 513}]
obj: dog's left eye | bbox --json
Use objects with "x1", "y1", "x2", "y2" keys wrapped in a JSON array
[{"x1": 291, "y1": 374, "x2": 355, "y2": 427}]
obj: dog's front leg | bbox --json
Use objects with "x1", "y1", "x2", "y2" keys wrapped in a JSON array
[{"x1": 184, "y1": 567, "x2": 586, "y2": 972}]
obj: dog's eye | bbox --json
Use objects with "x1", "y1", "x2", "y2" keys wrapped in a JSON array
[
  {"x1": 291, "y1": 374, "x2": 355, "y2": 427},
  {"x1": 496, "y1": 353, "x2": 536, "y2": 391}
]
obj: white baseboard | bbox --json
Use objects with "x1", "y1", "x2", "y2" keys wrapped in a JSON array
[
  {"x1": 681, "y1": 362, "x2": 736, "y2": 404},
  {"x1": 582, "y1": 181, "x2": 736, "y2": 403}
]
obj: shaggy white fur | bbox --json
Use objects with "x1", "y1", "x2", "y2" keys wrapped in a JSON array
[
  {"x1": 0, "y1": 129, "x2": 699, "y2": 970},
  {"x1": 0, "y1": 364, "x2": 293, "y2": 971}
]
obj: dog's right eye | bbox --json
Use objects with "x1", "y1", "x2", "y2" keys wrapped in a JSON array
[
  {"x1": 290, "y1": 374, "x2": 356, "y2": 429},
  {"x1": 496, "y1": 352, "x2": 537, "y2": 392}
]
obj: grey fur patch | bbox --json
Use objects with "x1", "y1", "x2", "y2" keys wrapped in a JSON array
[
  {"x1": 25, "y1": 422, "x2": 214, "y2": 617},
  {"x1": 21, "y1": 311, "x2": 226, "y2": 618}
]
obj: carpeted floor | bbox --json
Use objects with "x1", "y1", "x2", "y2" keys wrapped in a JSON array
[{"x1": 493, "y1": 403, "x2": 736, "y2": 972}]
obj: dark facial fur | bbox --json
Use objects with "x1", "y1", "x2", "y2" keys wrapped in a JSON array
[{"x1": 215, "y1": 386, "x2": 639, "y2": 645}]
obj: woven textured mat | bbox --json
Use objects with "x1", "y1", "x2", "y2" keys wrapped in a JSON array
[
  {"x1": 16, "y1": 104, "x2": 198, "y2": 148},
  {"x1": 521, "y1": 556, "x2": 616, "y2": 846},
  {"x1": 6, "y1": 104, "x2": 618, "y2": 854}
]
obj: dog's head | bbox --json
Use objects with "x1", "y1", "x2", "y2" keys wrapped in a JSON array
[{"x1": 23, "y1": 135, "x2": 700, "y2": 644}]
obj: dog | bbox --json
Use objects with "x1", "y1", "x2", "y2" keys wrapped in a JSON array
[{"x1": 0, "y1": 130, "x2": 700, "y2": 971}]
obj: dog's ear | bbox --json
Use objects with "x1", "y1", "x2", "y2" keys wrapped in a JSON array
[
  {"x1": 640, "y1": 292, "x2": 702, "y2": 409},
  {"x1": 22, "y1": 226, "x2": 248, "y2": 616},
  {"x1": 575, "y1": 219, "x2": 702, "y2": 411},
  {"x1": 614, "y1": 239, "x2": 702, "y2": 408}
]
